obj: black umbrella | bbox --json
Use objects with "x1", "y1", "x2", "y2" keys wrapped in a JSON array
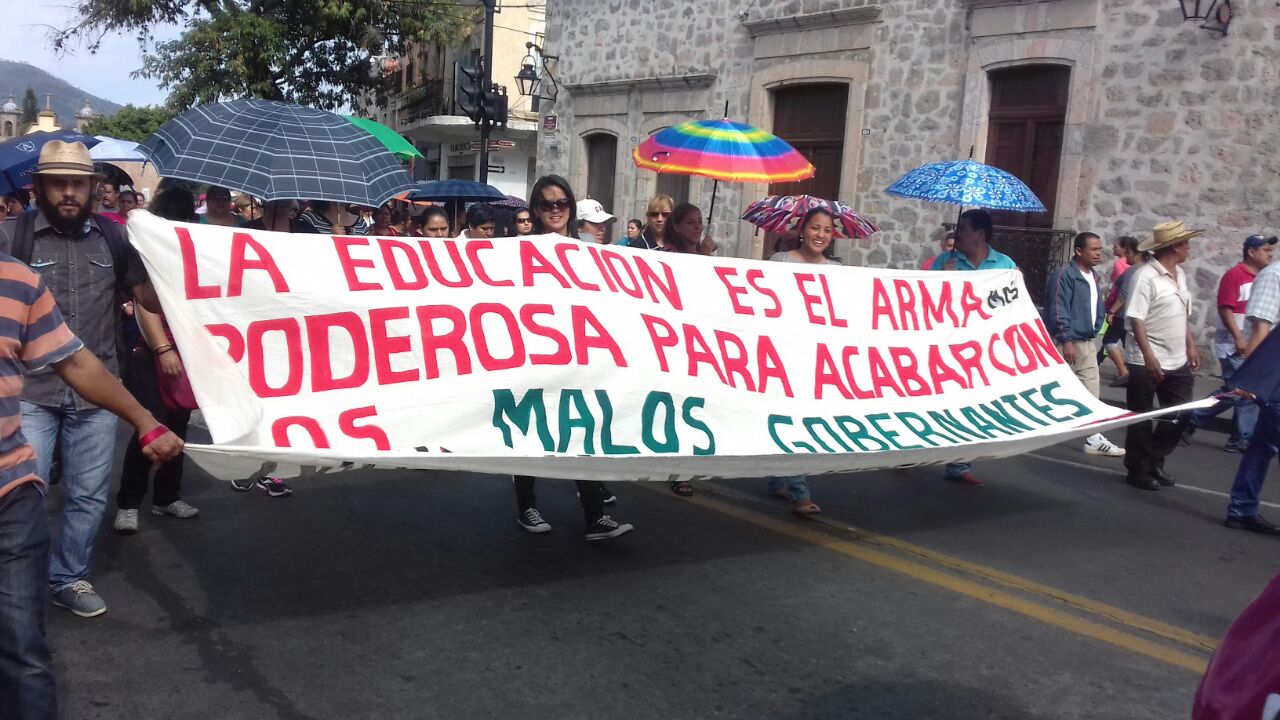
[
  {"x1": 403, "y1": 179, "x2": 504, "y2": 202},
  {"x1": 139, "y1": 100, "x2": 414, "y2": 207}
]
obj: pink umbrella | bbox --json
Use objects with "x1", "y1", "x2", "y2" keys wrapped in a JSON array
[{"x1": 741, "y1": 195, "x2": 878, "y2": 239}]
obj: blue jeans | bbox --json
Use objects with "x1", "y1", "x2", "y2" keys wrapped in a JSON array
[
  {"x1": 944, "y1": 462, "x2": 972, "y2": 479},
  {"x1": 21, "y1": 394, "x2": 119, "y2": 590},
  {"x1": 1190, "y1": 354, "x2": 1259, "y2": 447},
  {"x1": 767, "y1": 475, "x2": 811, "y2": 501},
  {"x1": 0, "y1": 484, "x2": 57, "y2": 720},
  {"x1": 1227, "y1": 399, "x2": 1279, "y2": 519}
]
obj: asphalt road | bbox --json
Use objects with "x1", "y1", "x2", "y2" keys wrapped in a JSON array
[{"x1": 43, "y1": 389, "x2": 1280, "y2": 720}]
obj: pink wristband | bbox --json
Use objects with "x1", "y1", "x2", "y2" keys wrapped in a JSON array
[{"x1": 139, "y1": 425, "x2": 171, "y2": 449}]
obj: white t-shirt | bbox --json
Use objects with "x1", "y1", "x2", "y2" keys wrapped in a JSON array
[
  {"x1": 1124, "y1": 262, "x2": 1191, "y2": 370},
  {"x1": 1079, "y1": 266, "x2": 1098, "y2": 332}
]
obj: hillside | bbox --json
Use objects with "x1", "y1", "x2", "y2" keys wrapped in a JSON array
[{"x1": 0, "y1": 59, "x2": 122, "y2": 127}]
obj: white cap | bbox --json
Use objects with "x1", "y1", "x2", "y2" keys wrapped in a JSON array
[{"x1": 577, "y1": 198, "x2": 615, "y2": 224}]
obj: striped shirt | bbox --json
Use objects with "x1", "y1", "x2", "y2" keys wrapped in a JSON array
[{"x1": 0, "y1": 256, "x2": 83, "y2": 499}]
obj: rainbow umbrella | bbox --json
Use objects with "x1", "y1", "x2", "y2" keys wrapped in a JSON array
[
  {"x1": 632, "y1": 116, "x2": 814, "y2": 226},
  {"x1": 633, "y1": 119, "x2": 814, "y2": 183},
  {"x1": 741, "y1": 195, "x2": 878, "y2": 239}
]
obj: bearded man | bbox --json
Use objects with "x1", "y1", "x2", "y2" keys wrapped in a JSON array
[{"x1": 0, "y1": 141, "x2": 166, "y2": 619}]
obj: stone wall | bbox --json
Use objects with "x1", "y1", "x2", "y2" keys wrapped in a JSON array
[
  {"x1": 539, "y1": 0, "x2": 1280, "y2": 357},
  {"x1": 1077, "y1": 0, "x2": 1280, "y2": 346}
]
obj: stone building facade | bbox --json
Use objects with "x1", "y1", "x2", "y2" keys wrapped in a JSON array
[{"x1": 536, "y1": 0, "x2": 1279, "y2": 353}]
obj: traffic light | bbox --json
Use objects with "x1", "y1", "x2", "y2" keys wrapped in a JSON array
[
  {"x1": 482, "y1": 86, "x2": 508, "y2": 127},
  {"x1": 455, "y1": 57, "x2": 484, "y2": 123}
]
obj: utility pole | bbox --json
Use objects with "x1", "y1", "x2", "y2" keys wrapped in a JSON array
[{"x1": 479, "y1": 0, "x2": 496, "y2": 183}]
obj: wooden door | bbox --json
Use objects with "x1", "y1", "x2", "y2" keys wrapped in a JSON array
[
  {"x1": 985, "y1": 66, "x2": 1069, "y2": 228},
  {"x1": 765, "y1": 84, "x2": 848, "y2": 256},
  {"x1": 584, "y1": 133, "x2": 617, "y2": 211}
]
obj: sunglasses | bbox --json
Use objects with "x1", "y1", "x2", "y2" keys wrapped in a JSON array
[
  {"x1": 515, "y1": 216, "x2": 533, "y2": 223},
  {"x1": 535, "y1": 198, "x2": 573, "y2": 212},
  {"x1": 646, "y1": 210, "x2": 671, "y2": 218}
]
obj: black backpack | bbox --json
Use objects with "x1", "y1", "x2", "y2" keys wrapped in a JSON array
[{"x1": 11, "y1": 209, "x2": 132, "y2": 291}]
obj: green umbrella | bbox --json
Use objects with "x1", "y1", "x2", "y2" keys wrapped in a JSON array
[{"x1": 344, "y1": 115, "x2": 424, "y2": 162}]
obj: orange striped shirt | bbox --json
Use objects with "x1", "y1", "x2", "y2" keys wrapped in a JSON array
[{"x1": 0, "y1": 256, "x2": 83, "y2": 500}]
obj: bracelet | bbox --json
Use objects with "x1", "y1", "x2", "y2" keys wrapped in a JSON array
[
  {"x1": 155, "y1": 347, "x2": 175, "y2": 356},
  {"x1": 139, "y1": 425, "x2": 171, "y2": 449},
  {"x1": 152, "y1": 344, "x2": 174, "y2": 354}
]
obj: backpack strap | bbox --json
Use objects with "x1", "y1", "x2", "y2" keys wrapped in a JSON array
[
  {"x1": 91, "y1": 213, "x2": 132, "y2": 292},
  {"x1": 12, "y1": 209, "x2": 34, "y2": 265}
]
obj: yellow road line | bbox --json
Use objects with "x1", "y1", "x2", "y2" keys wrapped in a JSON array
[
  {"x1": 662, "y1": 487, "x2": 1211, "y2": 674},
  {"x1": 805, "y1": 515, "x2": 1221, "y2": 654}
]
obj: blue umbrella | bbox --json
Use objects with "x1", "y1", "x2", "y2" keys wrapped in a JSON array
[
  {"x1": 90, "y1": 136, "x2": 146, "y2": 162},
  {"x1": 0, "y1": 130, "x2": 102, "y2": 196},
  {"x1": 402, "y1": 179, "x2": 504, "y2": 203},
  {"x1": 139, "y1": 99, "x2": 414, "y2": 207},
  {"x1": 885, "y1": 159, "x2": 1046, "y2": 213},
  {"x1": 1230, "y1": 330, "x2": 1280, "y2": 403}
]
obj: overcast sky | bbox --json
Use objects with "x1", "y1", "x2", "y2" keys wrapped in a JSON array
[{"x1": 0, "y1": 4, "x2": 180, "y2": 107}]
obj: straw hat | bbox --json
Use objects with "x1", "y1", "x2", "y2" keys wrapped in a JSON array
[
  {"x1": 1138, "y1": 220, "x2": 1205, "y2": 253},
  {"x1": 32, "y1": 140, "x2": 103, "y2": 178}
]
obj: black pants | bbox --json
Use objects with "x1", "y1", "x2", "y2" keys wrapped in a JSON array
[
  {"x1": 514, "y1": 475, "x2": 606, "y2": 522},
  {"x1": 116, "y1": 344, "x2": 192, "y2": 510},
  {"x1": 1123, "y1": 363, "x2": 1193, "y2": 476}
]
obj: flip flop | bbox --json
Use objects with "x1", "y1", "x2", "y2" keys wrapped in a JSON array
[{"x1": 792, "y1": 501, "x2": 821, "y2": 517}]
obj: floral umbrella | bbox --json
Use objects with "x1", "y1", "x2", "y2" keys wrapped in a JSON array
[{"x1": 741, "y1": 195, "x2": 878, "y2": 239}]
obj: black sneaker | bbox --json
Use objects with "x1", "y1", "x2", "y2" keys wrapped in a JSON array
[
  {"x1": 255, "y1": 476, "x2": 292, "y2": 497},
  {"x1": 585, "y1": 515, "x2": 633, "y2": 542},
  {"x1": 1224, "y1": 514, "x2": 1280, "y2": 536},
  {"x1": 517, "y1": 507, "x2": 552, "y2": 534}
]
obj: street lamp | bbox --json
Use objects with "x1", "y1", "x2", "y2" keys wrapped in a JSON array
[
  {"x1": 1179, "y1": 0, "x2": 1231, "y2": 34},
  {"x1": 514, "y1": 42, "x2": 559, "y2": 111}
]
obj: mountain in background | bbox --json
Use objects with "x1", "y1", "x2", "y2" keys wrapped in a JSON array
[{"x1": 0, "y1": 59, "x2": 123, "y2": 127}]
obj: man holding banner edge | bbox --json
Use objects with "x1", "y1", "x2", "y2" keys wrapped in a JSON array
[{"x1": 927, "y1": 208, "x2": 1014, "y2": 487}]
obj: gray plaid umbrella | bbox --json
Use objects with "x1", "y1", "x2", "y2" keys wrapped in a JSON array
[{"x1": 139, "y1": 100, "x2": 415, "y2": 207}]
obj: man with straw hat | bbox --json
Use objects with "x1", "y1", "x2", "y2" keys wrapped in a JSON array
[
  {"x1": 0, "y1": 140, "x2": 170, "y2": 620},
  {"x1": 1122, "y1": 220, "x2": 1204, "y2": 491}
]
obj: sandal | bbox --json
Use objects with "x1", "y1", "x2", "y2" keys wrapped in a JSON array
[
  {"x1": 669, "y1": 481, "x2": 694, "y2": 497},
  {"x1": 792, "y1": 501, "x2": 821, "y2": 517}
]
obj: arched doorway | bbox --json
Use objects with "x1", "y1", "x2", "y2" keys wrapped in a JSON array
[{"x1": 583, "y1": 132, "x2": 617, "y2": 211}]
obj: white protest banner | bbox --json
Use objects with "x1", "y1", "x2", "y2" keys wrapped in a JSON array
[{"x1": 127, "y1": 211, "x2": 1195, "y2": 482}]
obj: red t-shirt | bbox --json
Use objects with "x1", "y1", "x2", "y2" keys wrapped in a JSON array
[
  {"x1": 1217, "y1": 262, "x2": 1256, "y2": 313},
  {"x1": 1214, "y1": 262, "x2": 1259, "y2": 356}
]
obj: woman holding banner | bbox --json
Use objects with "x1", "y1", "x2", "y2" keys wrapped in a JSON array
[
  {"x1": 510, "y1": 175, "x2": 634, "y2": 542},
  {"x1": 763, "y1": 206, "x2": 842, "y2": 516}
]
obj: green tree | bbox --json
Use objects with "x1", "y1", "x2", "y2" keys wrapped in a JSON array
[
  {"x1": 54, "y1": 1, "x2": 474, "y2": 112},
  {"x1": 21, "y1": 87, "x2": 38, "y2": 125},
  {"x1": 82, "y1": 104, "x2": 175, "y2": 142}
]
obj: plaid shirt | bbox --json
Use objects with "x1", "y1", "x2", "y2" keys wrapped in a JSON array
[{"x1": 1247, "y1": 262, "x2": 1280, "y2": 326}]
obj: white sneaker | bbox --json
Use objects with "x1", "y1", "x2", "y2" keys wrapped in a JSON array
[
  {"x1": 113, "y1": 509, "x2": 138, "y2": 534},
  {"x1": 1084, "y1": 433, "x2": 1125, "y2": 457},
  {"x1": 151, "y1": 500, "x2": 200, "y2": 518}
]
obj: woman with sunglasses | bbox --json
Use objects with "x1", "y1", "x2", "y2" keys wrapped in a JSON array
[
  {"x1": 630, "y1": 194, "x2": 673, "y2": 250},
  {"x1": 512, "y1": 208, "x2": 534, "y2": 235},
  {"x1": 510, "y1": 175, "x2": 633, "y2": 542}
]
